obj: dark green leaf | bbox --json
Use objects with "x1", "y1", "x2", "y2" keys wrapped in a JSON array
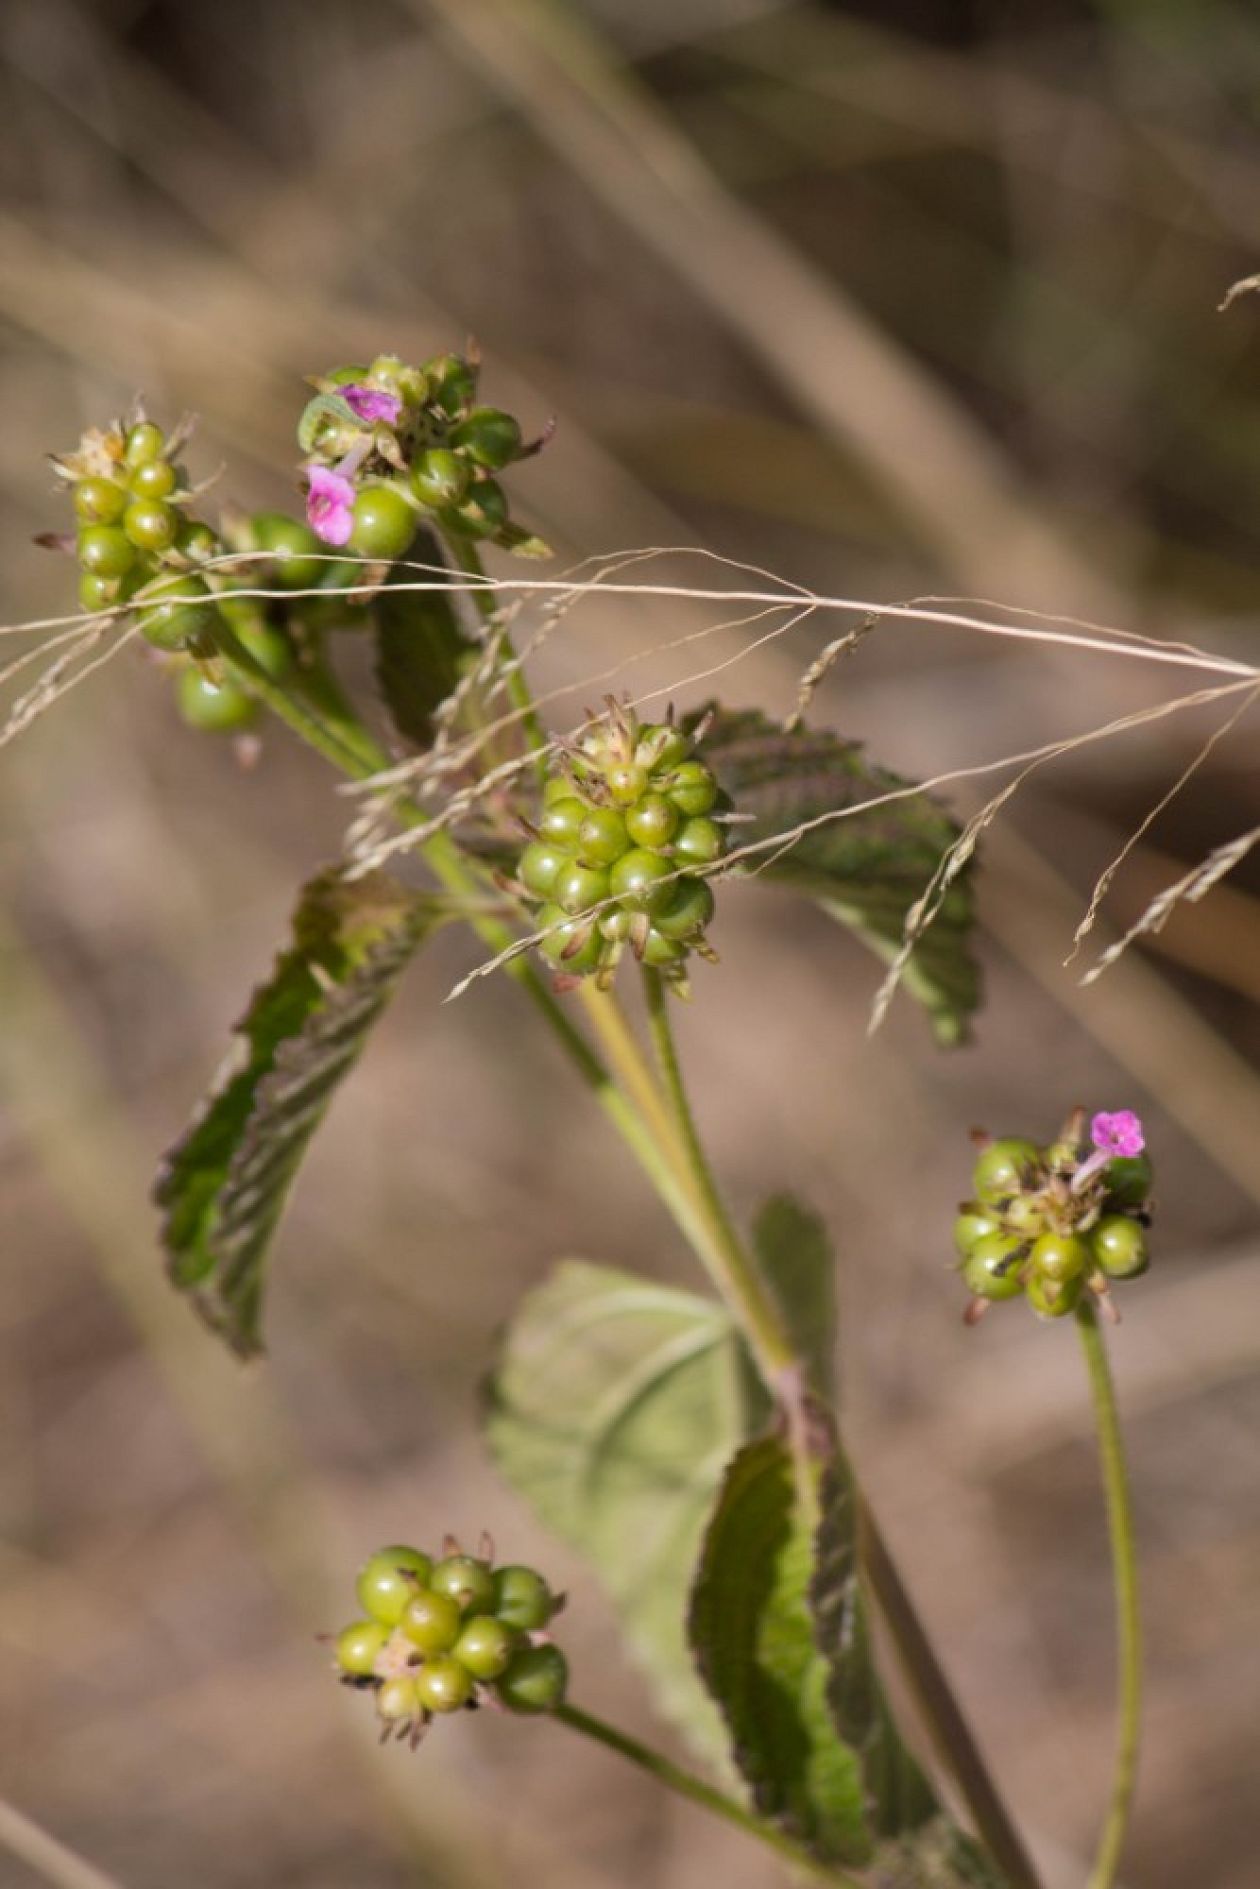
[
  {"x1": 688, "y1": 1435, "x2": 872, "y2": 1864},
  {"x1": 696, "y1": 707, "x2": 981, "y2": 1045},
  {"x1": 485, "y1": 1259, "x2": 766, "y2": 1757},
  {"x1": 751, "y1": 1194, "x2": 836, "y2": 1401},
  {"x1": 372, "y1": 533, "x2": 478, "y2": 748},
  {"x1": 156, "y1": 869, "x2": 439, "y2": 1355}
]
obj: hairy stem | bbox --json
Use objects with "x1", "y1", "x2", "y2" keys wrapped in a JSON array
[
  {"x1": 554, "y1": 1704, "x2": 860, "y2": 1885},
  {"x1": 1076, "y1": 1300, "x2": 1142, "y2": 1889}
]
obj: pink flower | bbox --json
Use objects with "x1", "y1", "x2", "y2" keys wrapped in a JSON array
[
  {"x1": 341, "y1": 382, "x2": 402, "y2": 426},
  {"x1": 305, "y1": 465, "x2": 356, "y2": 545},
  {"x1": 1090, "y1": 1110, "x2": 1145, "y2": 1159}
]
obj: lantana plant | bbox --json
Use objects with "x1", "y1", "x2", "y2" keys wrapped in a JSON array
[{"x1": 25, "y1": 350, "x2": 1157, "y2": 1889}]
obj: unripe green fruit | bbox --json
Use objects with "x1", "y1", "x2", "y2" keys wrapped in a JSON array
[
  {"x1": 953, "y1": 1207, "x2": 1001, "y2": 1258},
  {"x1": 606, "y1": 763, "x2": 648, "y2": 806},
  {"x1": 673, "y1": 816, "x2": 724, "y2": 867},
  {"x1": 400, "y1": 1589, "x2": 462, "y2": 1654},
  {"x1": 519, "y1": 841, "x2": 567, "y2": 900},
  {"x1": 251, "y1": 512, "x2": 326, "y2": 588},
  {"x1": 537, "y1": 905, "x2": 603, "y2": 974},
  {"x1": 539, "y1": 796, "x2": 586, "y2": 847},
  {"x1": 430, "y1": 1555, "x2": 497, "y2": 1615},
  {"x1": 449, "y1": 406, "x2": 523, "y2": 470},
  {"x1": 495, "y1": 1643, "x2": 568, "y2": 1714},
  {"x1": 491, "y1": 1565, "x2": 554, "y2": 1632},
  {"x1": 123, "y1": 497, "x2": 179, "y2": 553},
  {"x1": 129, "y1": 458, "x2": 178, "y2": 500},
  {"x1": 177, "y1": 668, "x2": 259, "y2": 734},
  {"x1": 177, "y1": 520, "x2": 219, "y2": 561},
  {"x1": 554, "y1": 861, "x2": 611, "y2": 918},
  {"x1": 667, "y1": 760, "x2": 718, "y2": 816},
  {"x1": 79, "y1": 571, "x2": 121, "y2": 610},
  {"x1": 453, "y1": 1615, "x2": 517, "y2": 1680},
  {"x1": 1091, "y1": 1216, "x2": 1149, "y2": 1280},
  {"x1": 350, "y1": 485, "x2": 416, "y2": 561},
  {"x1": 73, "y1": 477, "x2": 128, "y2": 526},
  {"x1": 1041, "y1": 1140, "x2": 1079, "y2": 1174},
  {"x1": 963, "y1": 1233, "x2": 1025, "y2": 1301},
  {"x1": 624, "y1": 793, "x2": 678, "y2": 849},
  {"x1": 543, "y1": 774, "x2": 575, "y2": 805},
  {"x1": 577, "y1": 808, "x2": 631, "y2": 867},
  {"x1": 356, "y1": 1546, "x2": 433, "y2": 1627},
  {"x1": 448, "y1": 478, "x2": 507, "y2": 539},
  {"x1": 77, "y1": 525, "x2": 137, "y2": 578},
  {"x1": 123, "y1": 421, "x2": 164, "y2": 467},
  {"x1": 1104, "y1": 1154, "x2": 1153, "y2": 1210},
  {"x1": 1026, "y1": 1272, "x2": 1081, "y2": 1320},
  {"x1": 134, "y1": 574, "x2": 216, "y2": 652},
  {"x1": 972, "y1": 1139, "x2": 1041, "y2": 1204},
  {"x1": 1003, "y1": 1195, "x2": 1046, "y2": 1238},
  {"x1": 335, "y1": 1619, "x2": 389, "y2": 1678},
  {"x1": 324, "y1": 363, "x2": 371, "y2": 387},
  {"x1": 651, "y1": 877, "x2": 714, "y2": 940},
  {"x1": 429, "y1": 353, "x2": 478, "y2": 415},
  {"x1": 377, "y1": 1677, "x2": 422, "y2": 1723},
  {"x1": 415, "y1": 1657, "x2": 473, "y2": 1715},
  {"x1": 609, "y1": 848, "x2": 675, "y2": 912},
  {"x1": 410, "y1": 449, "x2": 470, "y2": 511},
  {"x1": 642, "y1": 929, "x2": 686, "y2": 966},
  {"x1": 598, "y1": 908, "x2": 634, "y2": 942},
  {"x1": 1029, "y1": 1232, "x2": 1090, "y2": 1284},
  {"x1": 636, "y1": 723, "x2": 689, "y2": 771}
]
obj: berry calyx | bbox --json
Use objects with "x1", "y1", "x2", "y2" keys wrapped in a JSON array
[
  {"x1": 448, "y1": 406, "x2": 523, "y2": 469},
  {"x1": 129, "y1": 459, "x2": 178, "y2": 500},
  {"x1": 251, "y1": 512, "x2": 327, "y2": 588},
  {"x1": 963, "y1": 1234, "x2": 1026, "y2": 1302},
  {"x1": 134, "y1": 574, "x2": 217, "y2": 653},
  {"x1": 123, "y1": 497, "x2": 179, "y2": 553},
  {"x1": 1103, "y1": 1154, "x2": 1153, "y2": 1211},
  {"x1": 73, "y1": 477, "x2": 128, "y2": 526},
  {"x1": 1029, "y1": 1232, "x2": 1090, "y2": 1285},
  {"x1": 77, "y1": 525, "x2": 136, "y2": 579},
  {"x1": 954, "y1": 1207, "x2": 1001, "y2": 1258},
  {"x1": 410, "y1": 449, "x2": 470, "y2": 511}
]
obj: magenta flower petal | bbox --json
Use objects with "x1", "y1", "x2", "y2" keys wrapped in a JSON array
[
  {"x1": 305, "y1": 465, "x2": 355, "y2": 546},
  {"x1": 342, "y1": 382, "x2": 402, "y2": 426},
  {"x1": 1090, "y1": 1110, "x2": 1145, "y2": 1159}
]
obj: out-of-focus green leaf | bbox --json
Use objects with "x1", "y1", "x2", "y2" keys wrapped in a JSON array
[
  {"x1": 695, "y1": 707, "x2": 981, "y2": 1044},
  {"x1": 373, "y1": 534, "x2": 478, "y2": 748},
  {"x1": 485, "y1": 1259, "x2": 765, "y2": 1757},
  {"x1": 156, "y1": 869, "x2": 439, "y2": 1355},
  {"x1": 751, "y1": 1194, "x2": 836, "y2": 1400}
]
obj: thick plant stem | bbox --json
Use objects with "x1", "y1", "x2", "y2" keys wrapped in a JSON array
[
  {"x1": 1076, "y1": 1300, "x2": 1142, "y2": 1889},
  {"x1": 554, "y1": 1704, "x2": 860, "y2": 1885}
]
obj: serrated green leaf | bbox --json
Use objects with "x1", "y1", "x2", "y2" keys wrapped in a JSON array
[
  {"x1": 372, "y1": 535, "x2": 478, "y2": 749},
  {"x1": 484, "y1": 1259, "x2": 765, "y2": 1758},
  {"x1": 156, "y1": 869, "x2": 439, "y2": 1356},
  {"x1": 695, "y1": 707, "x2": 981, "y2": 1045},
  {"x1": 689, "y1": 1435, "x2": 873, "y2": 1864},
  {"x1": 752, "y1": 1194, "x2": 836, "y2": 1401}
]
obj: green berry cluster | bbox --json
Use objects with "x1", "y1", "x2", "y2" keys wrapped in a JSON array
[
  {"x1": 54, "y1": 414, "x2": 223, "y2": 653},
  {"x1": 955, "y1": 1109, "x2": 1153, "y2": 1323},
  {"x1": 329, "y1": 1537, "x2": 568, "y2": 1749},
  {"x1": 299, "y1": 351, "x2": 544, "y2": 562},
  {"x1": 517, "y1": 704, "x2": 725, "y2": 992}
]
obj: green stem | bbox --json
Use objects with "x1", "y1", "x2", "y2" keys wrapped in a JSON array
[
  {"x1": 1076, "y1": 1300, "x2": 1142, "y2": 1889},
  {"x1": 640, "y1": 967, "x2": 797, "y2": 1388},
  {"x1": 443, "y1": 533, "x2": 549, "y2": 776},
  {"x1": 554, "y1": 1703, "x2": 860, "y2": 1885}
]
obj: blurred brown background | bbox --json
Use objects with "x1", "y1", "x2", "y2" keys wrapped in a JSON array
[{"x1": 2, "y1": 1, "x2": 1259, "y2": 1885}]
